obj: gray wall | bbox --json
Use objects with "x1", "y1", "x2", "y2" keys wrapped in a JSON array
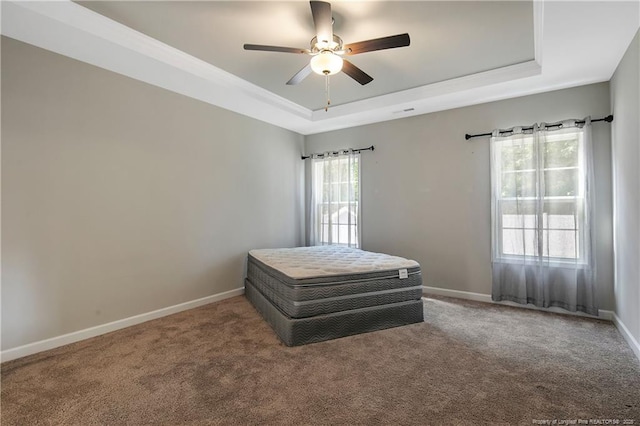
[
  {"x1": 306, "y1": 83, "x2": 614, "y2": 311},
  {"x1": 610, "y1": 30, "x2": 640, "y2": 343},
  {"x1": 1, "y1": 38, "x2": 305, "y2": 350},
  {"x1": 1, "y1": 33, "x2": 624, "y2": 353}
]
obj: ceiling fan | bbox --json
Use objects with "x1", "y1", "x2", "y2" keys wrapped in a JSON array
[{"x1": 243, "y1": 1, "x2": 410, "y2": 110}]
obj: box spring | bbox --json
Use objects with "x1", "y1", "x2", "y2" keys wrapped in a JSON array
[{"x1": 245, "y1": 279, "x2": 424, "y2": 346}]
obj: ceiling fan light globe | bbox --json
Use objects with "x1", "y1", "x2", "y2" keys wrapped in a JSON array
[{"x1": 310, "y1": 52, "x2": 343, "y2": 75}]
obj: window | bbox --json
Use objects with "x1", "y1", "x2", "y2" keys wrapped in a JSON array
[
  {"x1": 492, "y1": 129, "x2": 587, "y2": 263},
  {"x1": 310, "y1": 153, "x2": 361, "y2": 247},
  {"x1": 490, "y1": 119, "x2": 596, "y2": 314}
]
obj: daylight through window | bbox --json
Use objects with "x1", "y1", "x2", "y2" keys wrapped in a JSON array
[
  {"x1": 311, "y1": 153, "x2": 361, "y2": 248},
  {"x1": 492, "y1": 130, "x2": 586, "y2": 262}
]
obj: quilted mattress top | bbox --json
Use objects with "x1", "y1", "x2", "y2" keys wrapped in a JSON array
[{"x1": 249, "y1": 245, "x2": 419, "y2": 279}]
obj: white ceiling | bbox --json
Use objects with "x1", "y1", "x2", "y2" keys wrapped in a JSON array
[
  {"x1": 77, "y1": 1, "x2": 535, "y2": 111},
  {"x1": 2, "y1": 1, "x2": 639, "y2": 135}
]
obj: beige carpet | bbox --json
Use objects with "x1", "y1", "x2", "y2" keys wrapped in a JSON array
[{"x1": 2, "y1": 295, "x2": 639, "y2": 425}]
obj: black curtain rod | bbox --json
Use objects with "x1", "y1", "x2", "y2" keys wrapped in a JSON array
[
  {"x1": 301, "y1": 145, "x2": 375, "y2": 160},
  {"x1": 465, "y1": 115, "x2": 614, "y2": 140}
]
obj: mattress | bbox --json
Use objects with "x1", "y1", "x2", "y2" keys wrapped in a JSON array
[
  {"x1": 245, "y1": 246, "x2": 424, "y2": 345},
  {"x1": 249, "y1": 245, "x2": 421, "y2": 283},
  {"x1": 245, "y1": 279, "x2": 425, "y2": 346},
  {"x1": 247, "y1": 246, "x2": 423, "y2": 318}
]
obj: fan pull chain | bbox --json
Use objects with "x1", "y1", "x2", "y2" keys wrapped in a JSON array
[{"x1": 325, "y1": 73, "x2": 331, "y2": 112}]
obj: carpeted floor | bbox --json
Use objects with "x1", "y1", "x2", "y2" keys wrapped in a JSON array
[{"x1": 2, "y1": 295, "x2": 639, "y2": 425}]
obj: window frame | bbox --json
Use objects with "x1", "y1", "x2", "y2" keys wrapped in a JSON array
[
  {"x1": 492, "y1": 130, "x2": 588, "y2": 266},
  {"x1": 311, "y1": 154, "x2": 361, "y2": 248}
]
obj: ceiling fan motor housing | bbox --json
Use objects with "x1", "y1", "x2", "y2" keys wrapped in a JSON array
[{"x1": 310, "y1": 35, "x2": 343, "y2": 53}]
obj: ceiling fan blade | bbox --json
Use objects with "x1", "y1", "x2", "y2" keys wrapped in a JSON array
[
  {"x1": 244, "y1": 44, "x2": 308, "y2": 54},
  {"x1": 287, "y1": 64, "x2": 313, "y2": 85},
  {"x1": 342, "y1": 60, "x2": 373, "y2": 85},
  {"x1": 344, "y1": 33, "x2": 410, "y2": 55},
  {"x1": 310, "y1": 1, "x2": 333, "y2": 45}
]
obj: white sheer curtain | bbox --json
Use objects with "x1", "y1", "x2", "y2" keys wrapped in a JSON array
[
  {"x1": 490, "y1": 117, "x2": 597, "y2": 315},
  {"x1": 309, "y1": 150, "x2": 361, "y2": 248}
]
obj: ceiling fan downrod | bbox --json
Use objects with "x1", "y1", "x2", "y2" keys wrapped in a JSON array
[{"x1": 324, "y1": 72, "x2": 331, "y2": 112}]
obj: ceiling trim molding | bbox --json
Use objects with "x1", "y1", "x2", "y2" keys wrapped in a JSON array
[
  {"x1": 311, "y1": 60, "x2": 541, "y2": 121},
  {"x1": 533, "y1": 0, "x2": 544, "y2": 66}
]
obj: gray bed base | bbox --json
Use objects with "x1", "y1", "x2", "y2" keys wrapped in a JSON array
[{"x1": 245, "y1": 279, "x2": 424, "y2": 347}]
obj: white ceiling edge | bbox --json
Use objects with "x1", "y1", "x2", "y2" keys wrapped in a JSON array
[{"x1": 2, "y1": 1, "x2": 639, "y2": 136}]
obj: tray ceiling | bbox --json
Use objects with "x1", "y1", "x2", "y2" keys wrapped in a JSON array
[
  {"x1": 79, "y1": 1, "x2": 535, "y2": 111},
  {"x1": 2, "y1": 1, "x2": 639, "y2": 135}
]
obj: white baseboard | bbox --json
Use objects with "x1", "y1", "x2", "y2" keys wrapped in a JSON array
[
  {"x1": 1, "y1": 287, "x2": 245, "y2": 363},
  {"x1": 612, "y1": 312, "x2": 640, "y2": 362},
  {"x1": 422, "y1": 286, "x2": 492, "y2": 303},
  {"x1": 422, "y1": 286, "x2": 612, "y2": 320}
]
